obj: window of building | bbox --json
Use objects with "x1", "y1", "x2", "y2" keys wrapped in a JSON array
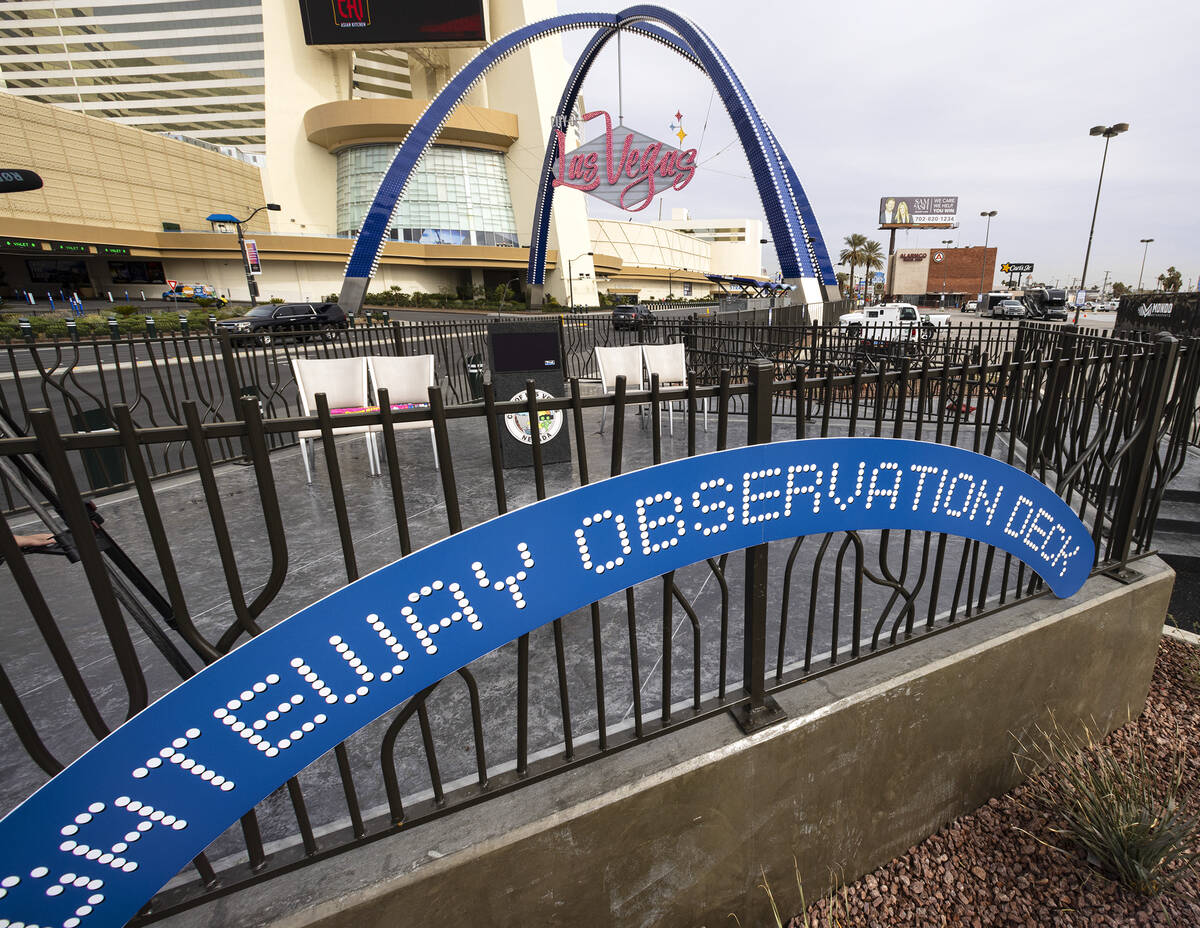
[{"x1": 336, "y1": 145, "x2": 519, "y2": 247}]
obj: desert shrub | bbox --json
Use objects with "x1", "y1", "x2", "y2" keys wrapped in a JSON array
[{"x1": 1015, "y1": 719, "x2": 1199, "y2": 895}]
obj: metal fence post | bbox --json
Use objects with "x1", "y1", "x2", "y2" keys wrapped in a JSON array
[
  {"x1": 215, "y1": 330, "x2": 255, "y2": 463},
  {"x1": 1107, "y1": 333, "x2": 1179, "y2": 581},
  {"x1": 732, "y1": 358, "x2": 787, "y2": 733}
]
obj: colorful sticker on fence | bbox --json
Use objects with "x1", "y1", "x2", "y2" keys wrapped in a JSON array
[{"x1": 0, "y1": 438, "x2": 1093, "y2": 928}]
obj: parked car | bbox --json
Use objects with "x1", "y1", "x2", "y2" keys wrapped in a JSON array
[
  {"x1": 216, "y1": 302, "x2": 348, "y2": 344},
  {"x1": 162, "y1": 283, "x2": 226, "y2": 305},
  {"x1": 964, "y1": 300, "x2": 978, "y2": 313},
  {"x1": 611, "y1": 304, "x2": 653, "y2": 331},
  {"x1": 996, "y1": 300, "x2": 1027, "y2": 318},
  {"x1": 1043, "y1": 304, "x2": 1069, "y2": 321}
]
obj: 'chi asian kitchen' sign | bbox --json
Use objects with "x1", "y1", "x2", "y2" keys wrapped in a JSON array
[{"x1": 555, "y1": 110, "x2": 697, "y2": 212}]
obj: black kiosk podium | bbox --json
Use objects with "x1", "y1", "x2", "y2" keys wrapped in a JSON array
[{"x1": 487, "y1": 321, "x2": 572, "y2": 468}]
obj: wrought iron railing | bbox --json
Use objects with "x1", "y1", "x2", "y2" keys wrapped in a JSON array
[{"x1": 0, "y1": 327, "x2": 1189, "y2": 920}]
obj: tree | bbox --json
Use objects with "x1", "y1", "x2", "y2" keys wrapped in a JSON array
[
  {"x1": 1158, "y1": 266, "x2": 1182, "y2": 292},
  {"x1": 1112, "y1": 282, "x2": 1130, "y2": 297},
  {"x1": 839, "y1": 233, "x2": 868, "y2": 301},
  {"x1": 861, "y1": 239, "x2": 885, "y2": 302},
  {"x1": 835, "y1": 271, "x2": 849, "y2": 296}
]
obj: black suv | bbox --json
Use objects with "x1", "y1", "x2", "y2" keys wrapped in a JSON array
[
  {"x1": 217, "y1": 302, "x2": 348, "y2": 344},
  {"x1": 611, "y1": 304, "x2": 653, "y2": 331}
]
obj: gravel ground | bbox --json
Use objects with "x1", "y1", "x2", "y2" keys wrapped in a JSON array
[{"x1": 787, "y1": 635, "x2": 1200, "y2": 927}]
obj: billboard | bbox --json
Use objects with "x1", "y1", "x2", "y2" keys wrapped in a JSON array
[
  {"x1": 298, "y1": 0, "x2": 485, "y2": 46},
  {"x1": 879, "y1": 196, "x2": 958, "y2": 228}
]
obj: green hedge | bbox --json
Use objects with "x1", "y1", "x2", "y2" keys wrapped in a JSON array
[
  {"x1": 0, "y1": 308, "x2": 242, "y2": 340},
  {"x1": 362, "y1": 286, "x2": 529, "y2": 310}
]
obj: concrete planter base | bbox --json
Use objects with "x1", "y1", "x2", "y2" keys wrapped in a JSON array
[{"x1": 159, "y1": 557, "x2": 1172, "y2": 928}]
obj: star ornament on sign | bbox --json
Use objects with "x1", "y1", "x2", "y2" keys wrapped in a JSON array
[
  {"x1": 669, "y1": 110, "x2": 686, "y2": 146},
  {"x1": 1001, "y1": 263, "x2": 1012, "y2": 273}
]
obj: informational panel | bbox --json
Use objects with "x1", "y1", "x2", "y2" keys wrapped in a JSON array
[
  {"x1": 487, "y1": 321, "x2": 570, "y2": 468},
  {"x1": 297, "y1": 0, "x2": 485, "y2": 46},
  {"x1": 0, "y1": 438, "x2": 1094, "y2": 928}
]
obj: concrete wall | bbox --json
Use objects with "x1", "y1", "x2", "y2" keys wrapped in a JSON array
[
  {"x1": 158, "y1": 557, "x2": 1172, "y2": 928},
  {"x1": 654, "y1": 213, "x2": 764, "y2": 278},
  {"x1": 889, "y1": 248, "x2": 930, "y2": 295},
  {"x1": 0, "y1": 93, "x2": 269, "y2": 236}
]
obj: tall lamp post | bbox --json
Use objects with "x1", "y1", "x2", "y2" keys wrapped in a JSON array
[
  {"x1": 1075, "y1": 122, "x2": 1129, "y2": 323},
  {"x1": 566, "y1": 250, "x2": 593, "y2": 308},
  {"x1": 940, "y1": 238, "x2": 954, "y2": 305},
  {"x1": 977, "y1": 210, "x2": 997, "y2": 305},
  {"x1": 207, "y1": 203, "x2": 280, "y2": 306},
  {"x1": 1137, "y1": 238, "x2": 1154, "y2": 291}
]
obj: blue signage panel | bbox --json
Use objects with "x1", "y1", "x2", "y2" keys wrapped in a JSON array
[{"x1": 0, "y1": 439, "x2": 1092, "y2": 928}]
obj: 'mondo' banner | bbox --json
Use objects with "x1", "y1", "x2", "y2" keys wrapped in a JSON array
[
  {"x1": 0, "y1": 438, "x2": 1093, "y2": 928},
  {"x1": 1115, "y1": 292, "x2": 1200, "y2": 336}
]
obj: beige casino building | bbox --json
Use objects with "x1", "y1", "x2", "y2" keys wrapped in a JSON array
[{"x1": 0, "y1": 0, "x2": 769, "y2": 306}]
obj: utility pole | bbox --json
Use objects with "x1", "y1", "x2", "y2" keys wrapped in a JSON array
[
  {"x1": 1137, "y1": 238, "x2": 1154, "y2": 291},
  {"x1": 977, "y1": 211, "x2": 997, "y2": 303},
  {"x1": 1075, "y1": 122, "x2": 1129, "y2": 323}
]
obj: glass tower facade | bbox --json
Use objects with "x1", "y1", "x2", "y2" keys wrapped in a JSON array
[{"x1": 337, "y1": 144, "x2": 519, "y2": 247}]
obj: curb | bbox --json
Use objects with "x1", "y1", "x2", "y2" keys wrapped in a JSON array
[{"x1": 1164, "y1": 625, "x2": 1200, "y2": 646}]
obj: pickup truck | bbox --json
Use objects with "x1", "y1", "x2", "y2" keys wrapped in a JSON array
[{"x1": 838, "y1": 303, "x2": 950, "y2": 340}]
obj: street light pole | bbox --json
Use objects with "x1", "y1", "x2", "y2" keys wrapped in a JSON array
[
  {"x1": 977, "y1": 210, "x2": 997, "y2": 305},
  {"x1": 1075, "y1": 122, "x2": 1128, "y2": 323},
  {"x1": 567, "y1": 250, "x2": 593, "y2": 309},
  {"x1": 210, "y1": 203, "x2": 281, "y2": 307},
  {"x1": 940, "y1": 239, "x2": 953, "y2": 305},
  {"x1": 1137, "y1": 238, "x2": 1154, "y2": 291}
]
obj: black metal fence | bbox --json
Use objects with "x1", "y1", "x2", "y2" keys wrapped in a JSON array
[{"x1": 0, "y1": 323, "x2": 1191, "y2": 921}]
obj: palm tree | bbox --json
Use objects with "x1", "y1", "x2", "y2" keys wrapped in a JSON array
[
  {"x1": 839, "y1": 233, "x2": 868, "y2": 301},
  {"x1": 1157, "y1": 266, "x2": 1182, "y2": 292},
  {"x1": 861, "y1": 239, "x2": 885, "y2": 303}
]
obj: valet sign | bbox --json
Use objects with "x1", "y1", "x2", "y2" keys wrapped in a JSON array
[
  {"x1": 0, "y1": 438, "x2": 1093, "y2": 928},
  {"x1": 554, "y1": 110, "x2": 698, "y2": 212}
]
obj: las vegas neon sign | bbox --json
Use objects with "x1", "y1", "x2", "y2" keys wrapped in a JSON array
[{"x1": 554, "y1": 110, "x2": 698, "y2": 212}]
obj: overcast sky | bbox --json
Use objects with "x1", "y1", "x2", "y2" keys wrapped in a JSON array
[{"x1": 553, "y1": 0, "x2": 1198, "y2": 289}]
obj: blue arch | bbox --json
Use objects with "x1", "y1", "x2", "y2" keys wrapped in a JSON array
[
  {"x1": 338, "y1": 6, "x2": 834, "y2": 310},
  {"x1": 526, "y1": 21, "x2": 837, "y2": 288}
]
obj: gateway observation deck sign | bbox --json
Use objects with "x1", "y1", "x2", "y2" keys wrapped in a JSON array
[
  {"x1": 0, "y1": 439, "x2": 1093, "y2": 928},
  {"x1": 555, "y1": 110, "x2": 698, "y2": 212}
]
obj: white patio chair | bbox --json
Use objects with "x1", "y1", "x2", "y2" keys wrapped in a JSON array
[
  {"x1": 367, "y1": 354, "x2": 438, "y2": 467},
  {"x1": 292, "y1": 356, "x2": 379, "y2": 485},
  {"x1": 640, "y1": 342, "x2": 700, "y2": 435},
  {"x1": 594, "y1": 345, "x2": 646, "y2": 434}
]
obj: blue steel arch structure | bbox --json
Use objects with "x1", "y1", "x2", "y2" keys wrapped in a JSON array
[
  {"x1": 338, "y1": 6, "x2": 835, "y2": 312},
  {"x1": 526, "y1": 21, "x2": 837, "y2": 290}
]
